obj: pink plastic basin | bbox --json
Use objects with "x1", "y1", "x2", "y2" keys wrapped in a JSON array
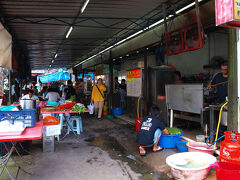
[{"x1": 187, "y1": 142, "x2": 216, "y2": 155}]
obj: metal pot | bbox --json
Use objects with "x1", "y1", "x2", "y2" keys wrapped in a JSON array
[{"x1": 19, "y1": 99, "x2": 36, "y2": 109}]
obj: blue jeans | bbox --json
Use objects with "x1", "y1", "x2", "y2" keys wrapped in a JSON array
[{"x1": 153, "y1": 129, "x2": 162, "y2": 144}]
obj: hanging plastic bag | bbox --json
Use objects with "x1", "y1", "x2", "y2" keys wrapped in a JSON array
[
  {"x1": 43, "y1": 116, "x2": 60, "y2": 125},
  {"x1": 87, "y1": 103, "x2": 94, "y2": 115}
]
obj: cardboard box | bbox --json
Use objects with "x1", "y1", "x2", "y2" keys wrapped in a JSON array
[{"x1": 43, "y1": 125, "x2": 61, "y2": 136}]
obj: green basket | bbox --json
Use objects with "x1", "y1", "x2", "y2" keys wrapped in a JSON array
[{"x1": 104, "y1": 115, "x2": 114, "y2": 119}]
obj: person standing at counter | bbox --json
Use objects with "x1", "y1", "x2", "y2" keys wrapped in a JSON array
[
  {"x1": 91, "y1": 78, "x2": 106, "y2": 120},
  {"x1": 75, "y1": 79, "x2": 84, "y2": 102},
  {"x1": 207, "y1": 61, "x2": 228, "y2": 103},
  {"x1": 114, "y1": 77, "x2": 119, "y2": 90},
  {"x1": 63, "y1": 80, "x2": 75, "y2": 100},
  {"x1": 174, "y1": 71, "x2": 183, "y2": 84},
  {"x1": 45, "y1": 88, "x2": 60, "y2": 102},
  {"x1": 119, "y1": 79, "x2": 127, "y2": 110},
  {"x1": 21, "y1": 90, "x2": 39, "y2": 100}
]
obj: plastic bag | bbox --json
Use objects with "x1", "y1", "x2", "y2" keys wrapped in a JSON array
[
  {"x1": 43, "y1": 116, "x2": 60, "y2": 125},
  {"x1": 87, "y1": 103, "x2": 94, "y2": 115},
  {"x1": 39, "y1": 101, "x2": 47, "y2": 108},
  {"x1": 56, "y1": 102, "x2": 75, "y2": 110}
]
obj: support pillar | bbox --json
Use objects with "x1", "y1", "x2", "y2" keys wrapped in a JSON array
[
  {"x1": 109, "y1": 51, "x2": 113, "y2": 114},
  {"x1": 82, "y1": 68, "x2": 85, "y2": 79},
  {"x1": 143, "y1": 49, "x2": 149, "y2": 116},
  {"x1": 9, "y1": 71, "x2": 11, "y2": 104},
  {"x1": 162, "y1": 3, "x2": 168, "y2": 64},
  {"x1": 228, "y1": 29, "x2": 239, "y2": 131}
]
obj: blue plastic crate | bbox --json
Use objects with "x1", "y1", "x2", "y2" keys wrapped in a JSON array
[
  {"x1": 0, "y1": 109, "x2": 35, "y2": 127},
  {"x1": 176, "y1": 141, "x2": 188, "y2": 152}
]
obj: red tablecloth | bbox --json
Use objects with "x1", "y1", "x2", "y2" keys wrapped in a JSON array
[
  {"x1": 41, "y1": 109, "x2": 90, "y2": 114},
  {"x1": 0, "y1": 121, "x2": 43, "y2": 142}
]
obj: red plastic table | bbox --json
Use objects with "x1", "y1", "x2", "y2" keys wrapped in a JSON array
[
  {"x1": 0, "y1": 121, "x2": 43, "y2": 180},
  {"x1": 41, "y1": 109, "x2": 90, "y2": 114},
  {"x1": 41, "y1": 109, "x2": 90, "y2": 140},
  {"x1": 0, "y1": 121, "x2": 43, "y2": 142}
]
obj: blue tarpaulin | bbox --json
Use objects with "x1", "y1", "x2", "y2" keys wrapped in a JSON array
[{"x1": 39, "y1": 72, "x2": 71, "y2": 83}]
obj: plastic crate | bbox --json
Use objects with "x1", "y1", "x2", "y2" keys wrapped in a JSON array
[
  {"x1": 176, "y1": 141, "x2": 188, "y2": 152},
  {"x1": 0, "y1": 109, "x2": 35, "y2": 127}
]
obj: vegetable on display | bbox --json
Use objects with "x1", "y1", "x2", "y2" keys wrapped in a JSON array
[
  {"x1": 166, "y1": 127, "x2": 182, "y2": 135},
  {"x1": 67, "y1": 96, "x2": 75, "y2": 101},
  {"x1": 72, "y1": 105, "x2": 86, "y2": 114}
]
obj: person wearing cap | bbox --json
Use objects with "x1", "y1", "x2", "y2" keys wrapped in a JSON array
[{"x1": 21, "y1": 90, "x2": 39, "y2": 100}]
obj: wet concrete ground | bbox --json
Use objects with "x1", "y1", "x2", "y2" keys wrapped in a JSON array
[{"x1": 2, "y1": 115, "x2": 216, "y2": 179}]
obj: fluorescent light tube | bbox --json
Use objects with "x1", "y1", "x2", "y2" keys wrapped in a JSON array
[
  {"x1": 74, "y1": 0, "x2": 205, "y2": 68},
  {"x1": 176, "y1": 0, "x2": 203, "y2": 14},
  {"x1": 81, "y1": 0, "x2": 90, "y2": 13},
  {"x1": 66, "y1": 26, "x2": 73, "y2": 39},
  {"x1": 54, "y1": 54, "x2": 58, "y2": 58},
  {"x1": 52, "y1": 60, "x2": 54, "y2": 63}
]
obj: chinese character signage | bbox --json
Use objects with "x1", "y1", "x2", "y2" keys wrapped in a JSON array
[
  {"x1": 126, "y1": 69, "x2": 142, "y2": 97},
  {"x1": 215, "y1": 0, "x2": 240, "y2": 28},
  {"x1": 127, "y1": 69, "x2": 141, "y2": 79}
]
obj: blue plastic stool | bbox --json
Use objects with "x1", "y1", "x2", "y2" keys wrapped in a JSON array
[
  {"x1": 56, "y1": 113, "x2": 71, "y2": 141},
  {"x1": 58, "y1": 113, "x2": 67, "y2": 129},
  {"x1": 67, "y1": 116, "x2": 83, "y2": 135}
]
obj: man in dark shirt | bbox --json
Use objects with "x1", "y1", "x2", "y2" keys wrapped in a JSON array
[
  {"x1": 119, "y1": 79, "x2": 127, "y2": 110},
  {"x1": 114, "y1": 77, "x2": 119, "y2": 90},
  {"x1": 207, "y1": 62, "x2": 228, "y2": 103},
  {"x1": 137, "y1": 106, "x2": 169, "y2": 156}
]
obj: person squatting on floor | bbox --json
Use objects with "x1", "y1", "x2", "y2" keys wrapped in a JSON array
[{"x1": 137, "y1": 105, "x2": 169, "y2": 156}]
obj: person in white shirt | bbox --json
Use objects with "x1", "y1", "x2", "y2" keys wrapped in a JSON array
[
  {"x1": 21, "y1": 90, "x2": 39, "y2": 100},
  {"x1": 45, "y1": 88, "x2": 60, "y2": 102}
]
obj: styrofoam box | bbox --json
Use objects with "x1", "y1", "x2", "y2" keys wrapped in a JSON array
[{"x1": 43, "y1": 125, "x2": 61, "y2": 136}]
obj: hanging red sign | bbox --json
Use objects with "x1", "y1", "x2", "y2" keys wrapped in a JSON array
[
  {"x1": 215, "y1": 0, "x2": 240, "y2": 28},
  {"x1": 127, "y1": 69, "x2": 141, "y2": 79}
]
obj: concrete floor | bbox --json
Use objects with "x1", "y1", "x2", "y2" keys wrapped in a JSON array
[{"x1": 3, "y1": 115, "x2": 217, "y2": 180}]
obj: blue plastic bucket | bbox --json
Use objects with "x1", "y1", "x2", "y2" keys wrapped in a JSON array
[
  {"x1": 112, "y1": 107, "x2": 123, "y2": 115},
  {"x1": 176, "y1": 141, "x2": 188, "y2": 152},
  {"x1": 158, "y1": 131, "x2": 184, "y2": 148}
]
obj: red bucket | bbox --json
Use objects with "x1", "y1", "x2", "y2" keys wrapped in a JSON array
[
  {"x1": 135, "y1": 118, "x2": 143, "y2": 132},
  {"x1": 216, "y1": 162, "x2": 240, "y2": 180},
  {"x1": 103, "y1": 112, "x2": 108, "y2": 116}
]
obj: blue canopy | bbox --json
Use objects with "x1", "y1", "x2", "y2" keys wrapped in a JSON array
[{"x1": 39, "y1": 72, "x2": 71, "y2": 83}]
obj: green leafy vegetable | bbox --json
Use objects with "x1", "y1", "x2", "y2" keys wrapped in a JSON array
[
  {"x1": 166, "y1": 127, "x2": 182, "y2": 135},
  {"x1": 72, "y1": 105, "x2": 86, "y2": 114},
  {"x1": 67, "y1": 96, "x2": 75, "y2": 102}
]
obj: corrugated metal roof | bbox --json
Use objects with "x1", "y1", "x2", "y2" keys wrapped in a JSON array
[{"x1": 0, "y1": 0, "x2": 195, "y2": 69}]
